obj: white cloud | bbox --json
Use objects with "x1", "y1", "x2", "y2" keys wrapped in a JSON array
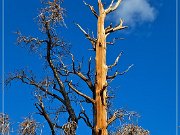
[{"x1": 112, "y1": 0, "x2": 157, "y2": 27}]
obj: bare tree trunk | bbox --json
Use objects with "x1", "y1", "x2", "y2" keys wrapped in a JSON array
[{"x1": 93, "y1": 1, "x2": 108, "y2": 135}]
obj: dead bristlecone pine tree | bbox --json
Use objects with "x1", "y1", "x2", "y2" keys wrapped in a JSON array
[{"x1": 5, "y1": 0, "x2": 150, "y2": 135}]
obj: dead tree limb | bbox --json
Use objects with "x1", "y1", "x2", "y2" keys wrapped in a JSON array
[
  {"x1": 106, "y1": 37, "x2": 124, "y2": 45},
  {"x1": 71, "y1": 54, "x2": 94, "y2": 91},
  {"x1": 86, "y1": 57, "x2": 92, "y2": 80},
  {"x1": 68, "y1": 81, "x2": 95, "y2": 104},
  {"x1": 44, "y1": 20, "x2": 77, "y2": 122},
  {"x1": 105, "y1": 0, "x2": 122, "y2": 14},
  {"x1": 6, "y1": 73, "x2": 65, "y2": 104},
  {"x1": 108, "y1": 51, "x2": 123, "y2": 69},
  {"x1": 105, "y1": 19, "x2": 128, "y2": 36},
  {"x1": 75, "y1": 23, "x2": 96, "y2": 50},
  {"x1": 83, "y1": 1, "x2": 98, "y2": 18},
  {"x1": 107, "y1": 109, "x2": 139, "y2": 126},
  {"x1": 78, "y1": 111, "x2": 93, "y2": 128},
  {"x1": 107, "y1": 64, "x2": 134, "y2": 80},
  {"x1": 35, "y1": 97, "x2": 56, "y2": 135}
]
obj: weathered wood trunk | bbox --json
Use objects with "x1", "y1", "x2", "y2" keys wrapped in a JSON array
[{"x1": 93, "y1": 1, "x2": 108, "y2": 135}]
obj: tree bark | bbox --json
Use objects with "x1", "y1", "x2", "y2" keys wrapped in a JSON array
[{"x1": 93, "y1": 1, "x2": 108, "y2": 135}]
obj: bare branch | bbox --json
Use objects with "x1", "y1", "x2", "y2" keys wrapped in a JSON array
[
  {"x1": 17, "y1": 36, "x2": 47, "y2": 45},
  {"x1": 87, "y1": 57, "x2": 92, "y2": 80},
  {"x1": 35, "y1": 97, "x2": 56, "y2": 135},
  {"x1": 15, "y1": 31, "x2": 48, "y2": 52},
  {"x1": 76, "y1": 72, "x2": 94, "y2": 91},
  {"x1": 113, "y1": 19, "x2": 128, "y2": 31},
  {"x1": 107, "y1": 112, "x2": 118, "y2": 125},
  {"x1": 75, "y1": 23, "x2": 96, "y2": 50},
  {"x1": 78, "y1": 111, "x2": 93, "y2": 128},
  {"x1": 105, "y1": 0, "x2": 122, "y2": 14},
  {"x1": 6, "y1": 72, "x2": 65, "y2": 104},
  {"x1": 68, "y1": 81, "x2": 95, "y2": 104},
  {"x1": 108, "y1": 51, "x2": 123, "y2": 69},
  {"x1": 107, "y1": 109, "x2": 127, "y2": 126},
  {"x1": 45, "y1": 21, "x2": 64, "y2": 89},
  {"x1": 106, "y1": 37, "x2": 124, "y2": 45},
  {"x1": 105, "y1": 19, "x2": 128, "y2": 36},
  {"x1": 77, "y1": 102, "x2": 93, "y2": 128},
  {"x1": 105, "y1": 23, "x2": 112, "y2": 31},
  {"x1": 71, "y1": 54, "x2": 94, "y2": 92},
  {"x1": 98, "y1": 0, "x2": 105, "y2": 12},
  {"x1": 45, "y1": 23, "x2": 68, "y2": 100},
  {"x1": 34, "y1": 10, "x2": 78, "y2": 122},
  {"x1": 46, "y1": 36, "x2": 77, "y2": 121},
  {"x1": 56, "y1": 58, "x2": 73, "y2": 76},
  {"x1": 38, "y1": 0, "x2": 65, "y2": 28},
  {"x1": 119, "y1": 64, "x2": 134, "y2": 75},
  {"x1": 107, "y1": 64, "x2": 134, "y2": 80},
  {"x1": 83, "y1": 1, "x2": 98, "y2": 18},
  {"x1": 107, "y1": 71, "x2": 118, "y2": 80},
  {"x1": 107, "y1": 109, "x2": 139, "y2": 126}
]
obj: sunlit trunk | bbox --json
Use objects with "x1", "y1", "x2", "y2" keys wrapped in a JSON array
[{"x1": 93, "y1": 1, "x2": 108, "y2": 135}]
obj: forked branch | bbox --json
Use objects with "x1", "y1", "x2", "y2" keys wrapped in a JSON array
[
  {"x1": 78, "y1": 105, "x2": 93, "y2": 128},
  {"x1": 107, "y1": 110, "x2": 124, "y2": 126},
  {"x1": 105, "y1": 19, "x2": 128, "y2": 36},
  {"x1": 105, "y1": 0, "x2": 122, "y2": 14},
  {"x1": 71, "y1": 54, "x2": 94, "y2": 92},
  {"x1": 107, "y1": 64, "x2": 134, "y2": 80},
  {"x1": 107, "y1": 109, "x2": 139, "y2": 126}
]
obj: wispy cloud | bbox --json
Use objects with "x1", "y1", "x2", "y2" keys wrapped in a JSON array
[{"x1": 112, "y1": 0, "x2": 157, "y2": 27}]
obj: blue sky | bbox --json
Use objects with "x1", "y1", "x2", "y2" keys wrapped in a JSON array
[{"x1": 0, "y1": 0, "x2": 178, "y2": 134}]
